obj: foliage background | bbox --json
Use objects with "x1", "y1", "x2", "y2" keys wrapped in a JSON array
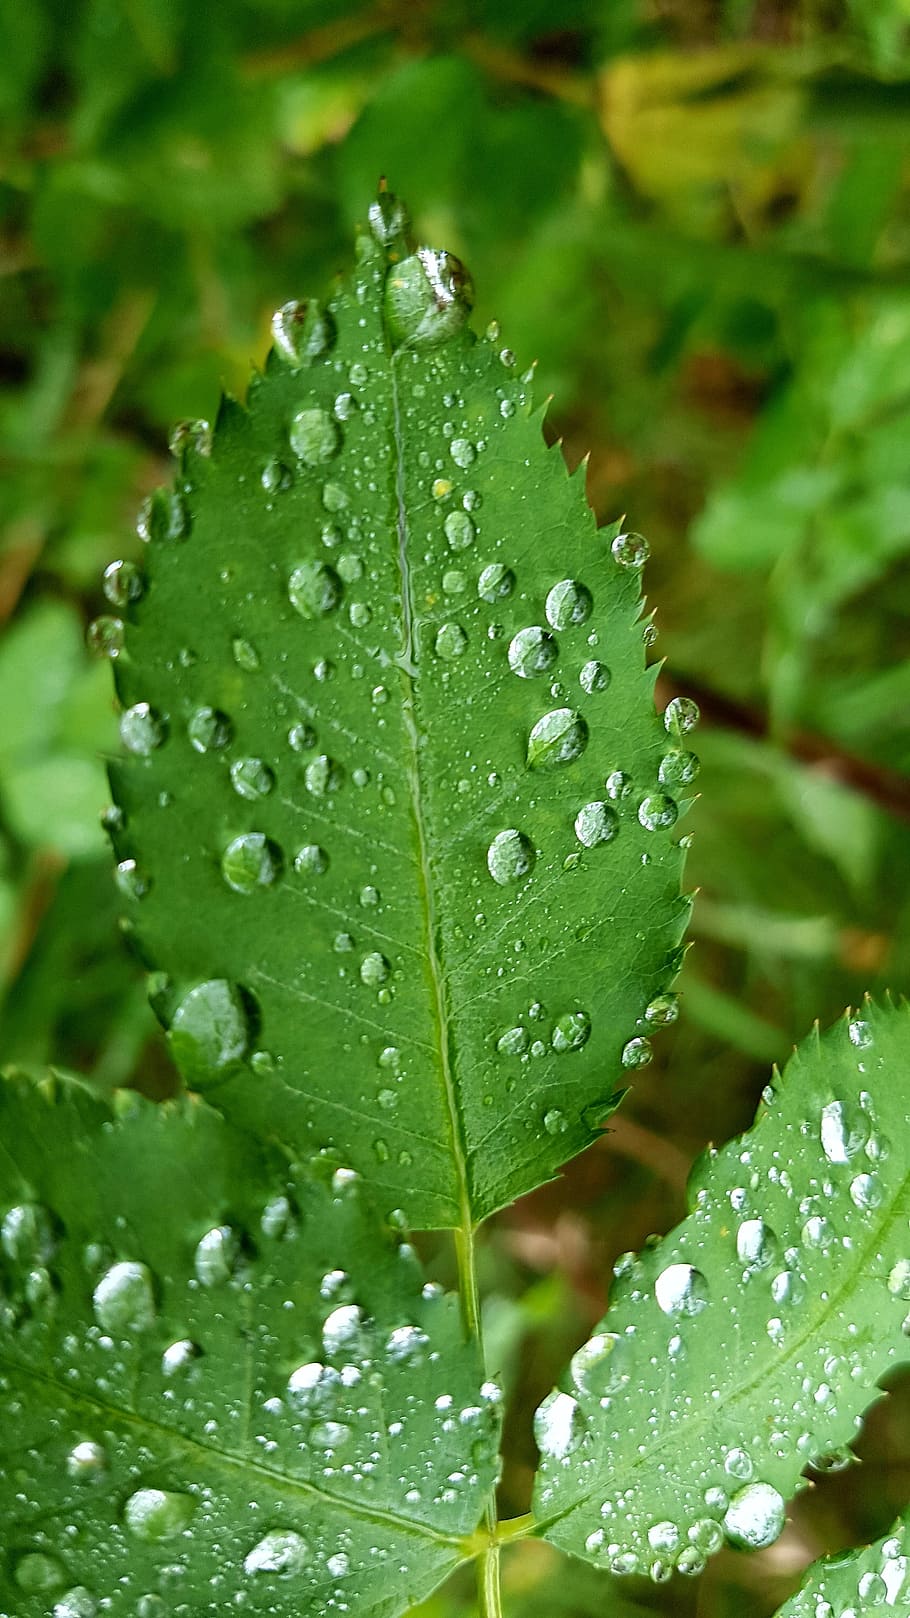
[{"x1": 2, "y1": 1, "x2": 909, "y2": 1612}]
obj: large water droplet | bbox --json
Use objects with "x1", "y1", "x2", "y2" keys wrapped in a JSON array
[
  {"x1": 295, "y1": 843, "x2": 329, "y2": 876},
  {"x1": 579, "y1": 659, "x2": 610, "y2": 694},
  {"x1": 638, "y1": 793, "x2": 678, "y2": 832},
  {"x1": 478, "y1": 563, "x2": 515, "y2": 602},
  {"x1": 654, "y1": 1263, "x2": 709, "y2": 1317},
  {"x1": 722, "y1": 1482, "x2": 785, "y2": 1550},
  {"x1": 194, "y1": 1225, "x2": 237, "y2": 1287},
  {"x1": 569, "y1": 1332, "x2": 628, "y2": 1397},
  {"x1": 545, "y1": 579, "x2": 592, "y2": 630},
  {"x1": 305, "y1": 754, "x2": 344, "y2": 795},
  {"x1": 103, "y1": 559, "x2": 144, "y2": 607},
  {"x1": 323, "y1": 1303, "x2": 366, "y2": 1357},
  {"x1": 487, "y1": 829, "x2": 535, "y2": 885},
  {"x1": 221, "y1": 833, "x2": 282, "y2": 894},
  {"x1": 385, "y1": 1325, "x2": 430, "y2": 1365},
  {"x1": 162, "y1": 1338, "x2": 199, "y2": 1376},
  {"x1": 93, "y1": 1261, "x2": 156, "y2": 1333},
  {"x1": 444, "y1": 511, "x2": 475, "y2": 551},
  {"x1": 1, "y1": 1202, "x2": 55, "y2": 1264},
  {"x1": 188, "y1": 707, "x2": 232, "y2": 753},
  {"x1": 137, "y1": 489, "x2": 189, "y2": 544},
  {"x1": 527, "y1": 709, "x2": 588, "y2": 769},
  {"x1": 508, "y1": 626, "x2": 558, "y2": 679},
  {"x1": 120, "y1": 703, "x2": 166, "y2": 756},
  {"x1": 551, "y1": 1010, "x2": 591, "y2": 1053},
  {"x1": 534, "y1": 1390, "x2": 585, "y2": 1459},
  {"x1": 658, "y1": 749, "x2": 700, "y2": 788},
  {"x1": 574, "y1": 802, "x2": 618, "y2": 848},
  {"x1": 288, "y1": 560, "x2": 343, "y2": 619},
  {"x1": 15, "y1": 1554, "x2": 67, "y2": 1593},
  {"x1": 271, "y1": 300, "x2": 334, "y2": 366},
  {"x1": 244, "y1": 1529, "x2": 309, "y2": 1578},
  {"x1": 124, "y1": 1488, "x2": 195, "y2": 1542},
  {"x1": 450, "y1": 437, "x2": 476, "y2": 470},
  {"x1": 54, "y1": 1587, "x2": 97, "y2": 1618},
  {"x1": 820, "y1": 1099, "x2": 869, "y2": 1164},
  {"x1": 736, "y1": 1219, "x2": 779, "y2": 1273},
  {"x1": 621, "y1": 1036, "x2": 652, "y2": 1068},
  {"x1": 169, "y1": 980, "x2": 250, "y2": 1083},
  {"x1": 360, "y1": 951, "x2": 390, "y2": 987},
  {"x1": 86, "y1": 615, "x2": 124, "y2": 659},
  {"x1": 289, "y1": 408, "x2": 340, "y2": 465},
  {"x1": 384, "y1": 249, "x2": 473, "y2": 349},
  {"x1": 645, "y1": 992, "x2": 679, "y2": 1026},
  {"x1": 66, "y1": 1441, "x2": 107, "y2": 1481},
  {"x1": 611, "y1": 531, "x2": 649, "y2": 569},
  {"x1": 664, "y1": 696, "x2": 700, "y2": 735},
  {"x1": 435, "y1": 622, "x2": 468, "y2": 659}
]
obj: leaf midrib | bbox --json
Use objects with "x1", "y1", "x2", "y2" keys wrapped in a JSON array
[
  {"x1": 540, "y1": 1145, "x2": 910, "y2": 1531},
  {"x1": 0, "y1": 1347, "x2": 464, "y2": 1551}
]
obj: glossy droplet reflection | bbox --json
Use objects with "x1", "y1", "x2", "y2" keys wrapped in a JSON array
[
  {"x1": 545, "y1": 579, "x2": 592, "y2": 630},
  {"x1": 384, "y1": 249, "x2": 473, "y2": 350},
  {"x1": 221, "y1": 833, "x2": 282, "y2": 894},
  {"x1": 169, "y1": 979, "x2": 250, "y2": 1084},
  {"x1": 574, "y1": 802, "x2": 618, "y2": 848},
  {"x1": 288, "y1": 561, "x2": 342, "y2": 620},
  {"x1": 508, "y1": 626, "x2": 558, "y2": 679},
  {"x1": 722, "y1": 1482, "x2": 785, "y2": 1550},
  {"x1": 289, "y1": 408, "x2": 340, "y2": 466},
  {"x1": 654, "y1": 1263, "x2": 709, "y2": 1317},
  {"x1": 92, "y1": 1261, "x2": 156, "y2": 1334},
  {"x1": 527, "y1": 709, "x2": 588, "y2": 770},
  {"x1": 120, "y1": 704, "x2": 166, "y2": 756},
  {"x1": 244, "y1": 1529, "x2": 309, "y2": 1578},
  {"x1": 487, "y1": 829, "x2": 535, "y2": 885},
  {"x1": 124, "y1": 1488, "x2": 195, "y2": 1542}
]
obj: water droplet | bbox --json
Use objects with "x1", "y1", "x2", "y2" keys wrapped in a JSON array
[
  {"x1": 305, "y1": 754, "x2": 344, "y2": 795},
  {"x1": 221, "y1": 833, "x2": 282, "y2": 895},
  {"x1": 543, "y1": 1109, "x2": 567, "y2": 1135},
  {"x1": 574, "y1": 801, "x2": 618, "y2": 847},
  {"x1": 570, "y1": 1332, "x2": 628, "y2": 1396},
  {"x1": 724, "y1": 1447, "x2": 754, "y2": 1481},
  {"x1": 103, "y1": 558, "x2": 144, "y2": 607},
  {"x1": 54, "y1": 1587, "x2": 97, "y2": 1618},
  {"x1": 527, "y1": 708, "x2": 588, "y2": 769},
  {"x1": 120, "y1": 703, "x2": 166, "y2": 756},
  {"x1": 508, "y1": 626, "x2": 558, "y2": 678},
  {"x1": 384, "y1": 249, "x2": 473, "y2": 349},
  {"x1": 664, "y1": 696, "x2": 700, "y2": 735},
  {"x1": 232, "y1": 636, "x2": 260, "y2": 671},
  {"x1": 688, "y1": 1517, "x2": 724, "y2": 1554},
  {"x1": 169, "y1": 979, "x2": 250, "y2": 1083},
  {"x1": 611, "y1": 531, "x2": 649, "y2": 569},
  {"x1": 848, "y1": 1016, "x2": 874, "y2": 1048},
  {"x1": 444, "y1": 511, "x2": 475, "y2": 551},
  {"x1": 230, "y1": 756, "x2": 274, "y2": 800},
  {"x1": 850, "y1": 1171, "x2": 882, "y2": 1210},
  {"x1": 66, "y1": 1440, "x2": 107, "y2": 1480},
  {"x1": 137, "y1": 489, "x2": 189, "y2": 544},
  {"x1": 187, "y1": 707, "x2": 232, "y2": 753},
  {"x1": 288, "y1": 560, "x2": 343, "y2": 619},
  {"x1": 497, "y1": 1026, "x2": 528, "y2": 1055},
  {"x1": 194, "y1": 1225, "x2": 237, "y2": 1286},
  {"x1": 736, "y1": 1219, "x2": 779, "y2": 1272},
  {"x1": 771, "y1": 1269, "x2": 806, "y2": 1307},
  {"x1": 435, "y1": 621, "x2": 468, "y2": 659},
  {"x1": 323, "y1": 1303, "x2": 366, "y2": 1356},
  {"x1": 124, "y1": 1487, "x2": 195, "y2": 1543},
  {"x1": 654, "y1": 1263, "x2": 709, "y2": 1316},
  {"x1": 368, "y1": 189, "x2": 409, "y2": 247},
  {"x1": 1, "y1": 1202, "x2": 55, "y2": 1264},
  {"x1": 487, "y1": 829, "x2": 535, "y2": 885},
  {"x1": 86, "y1": 615, "x2": 124, "y2": 658},
  {"x1": 552, "y1": 1010, "x2": 591, "y2": 1053},
  {"x1": 648, "y1": 1521, "x2": 681, "y2": 1555},
  {"x1": 605, "y1": 770, "x2": 634, "y2": 801},
  {"x1": 722, "y1": 1482, "x2": 785, "y2": 1550},
  {"x1": 579, "y1": 659, "x2": 610, "y2": 694},
  {"x1": 261, "y1": 458, "x2": 292, "y2": 493},
  {"x1": 546, "y1": 579, "x2": 592, "y2": 630},
  {"x1": 271, "y1": 299, "x2": 334, "y2": 365},
  {"x1": 360, "y1": 952, "x2": 390, "y2": 986},
  {"x1": 644, "y1": 992, "x2": 679, "y2": 1026},
  {"x1": 638, "y1": 793, "x2": 678, "y2": 831},
  {"x1": 621, "y1": 1036, "x2": 652, "y2": 1069},
  {"x1": 15, "y1": 1554, "x2": 67, "y2": 1593},
  {"x1": 162, "y1": 1338, "x2": 199, "y2": 1376},
  {"x1": 450, "y1": 438, "x2": 475, "y2": 469},
  {"x1": 478, "y1": 563, "x2": 515, "y2": 602},
  {"x1": 93, "y1": 1261, "x2": 156, "y2": 1333},
  {"x1": 244, "y1": 1529, "x2": 309, "y2": 1578},
  {"x1": 294, "y1": 844, "x2": 329, "y2": 876},
  {"x1": 658, "y1": 749, "x2": 700, "y2": 788},
  {"x1": 820, "y1": 1099, "x2": 870, "y2": 1164},
  {"x1": 534, "y1": 1390, "x2": 585, "y2": 1459},
  {"x1": 385, "y1": 1325, "x2": 429, "y2": 1365}
]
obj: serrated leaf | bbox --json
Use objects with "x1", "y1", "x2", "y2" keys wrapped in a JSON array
[
  {"x1": 0, "y1": 1070, "x2": 499, "y2": 1617},
  {"x1": 533, "y1": 1000, "x2": 910, "y2": 1579},
  {"x1": 773, "y1": 1510, "x2": 910, "y2": 1616},
  {"x1": 107, "y1": 204, "x2": 689, "y2": 1228}
]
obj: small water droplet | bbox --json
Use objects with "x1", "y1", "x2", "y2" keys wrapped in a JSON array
[
  {"x1": 124, "y1": 1486, "x2": 195, "y2": 1544},
  {"x1": 450, "y1": 437, "x2": 475, "y2": 469},
  {"x1": 305, "y1": 755, "x2": 344, "y2": 795},
  {"x1": 664, "y1": 696, "x2": 700, "y2": 735},
  {"x1": 53, "y1": 1586, "x2": 97, "y2": 1618},
  {"x1": 478, "y1": 563, "x2": 515, "y2": 602},
  {"x1": 546, "y1": 579, "x2": 592, "y2": 630},
  {"x1": 244, "y1": 1529, "x2": 309, "y2": 1578},
  {"x1": 534, "y1": 1390, "x2": 585, "y2": 1459},
  {"x1": 66, "y1": 1440, "x2": 107, "y2": 1480},
  {"x1": 579, "y1": 659, "x2": 610, "y2": 694},
  {"x1": 658, "y1": 749, "x2": 700, "y2": 788},
  {"x1": 722, "y1": 1482, "x2": 785, "y2": 1550},
  {"x1": 543, "y1": 1108, "x2": 567, "y2": 1135},
  {"x1": 294, "y1": 844, "x2": 329, "y2": 876},
  {"x1": 194, "y1": 1225, "x2": 237, "y2": 1286},
  {"x1": 605, "y1": 770, "x2": 634, "y2": 801},
  {"x1": 137, "y1": 489, "x2": 189, "y2": 544},
  {"x1": 261, "y1": 458, "x2": 293, "y2": 493},
  {"x1": 621, "y1": 1036, "x2": 652, "y2": 1069},
  {"x1": 360, "y1": 951, "x2": 390, "y2": 987},
  {"x1": 736, "y1": 1219, "x2": 779, "y2": 1272},
  {"x1": 232, "y1": 636, "x2": 260, "y2": 671},
  {"x1": 86, "y1": 615, "x2": 124, "y2": 658},
  {"x1": 103, "y1": 558, "x2": 144, "y2": 607},
  {"x1": 162, "y1": 1338, "x2": 199, "y2": 1376},
  {"x1": 644, "y1": 992, "x2": 679, "y2": 1026},
  {"x1": 271, "y1": 299, "x2": 334, "y2": 365},
  {"x1": 569, "y1": 1332, "x2": 629, "y2": 1396},
  {"x1": 497, "y1": 1026, "x2": 528, "y2": 1055},
  {"x1": 444, "y1": 511, "x2": 475, "y2": 551},
  {"x1": 820, "y1": 1099, "x2": 870, "y2": 1164},
  {"x1": 120, "y1": 703, "x2": 166, "y2": 756},
  {"x1": 487, "y1": 829, "x2": 535, "y2": 885},
  {"x1": 230, "y1": 756, "x2": 274, "y2": 800},
  {"x1": 221, "y1": 832, "x2": 282, "y2": 895}
]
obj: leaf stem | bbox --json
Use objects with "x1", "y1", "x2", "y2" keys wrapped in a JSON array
[{"x1": 478, "y1": 1540, "x2": 503, "y2": 1618}]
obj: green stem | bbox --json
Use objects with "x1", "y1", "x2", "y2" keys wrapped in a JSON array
[{"x1": 478, "y1": 1540, "x2": 503, "y2": 1618}]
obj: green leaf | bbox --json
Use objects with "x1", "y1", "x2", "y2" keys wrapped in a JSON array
[
  {"x1": 0, "y1": 1069, "x2": 499, "y2": 1617},
  {"x1": 107, "y1": 201, "x2": 689, "y2": 1229},
  {"x1": 772, "y1": 1510, "x2": 910, "y2": 1616},
  {"x1": 533, "y1": 999, "x2": 910, "y2": 1578}
]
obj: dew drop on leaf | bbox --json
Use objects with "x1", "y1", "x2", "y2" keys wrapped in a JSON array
[
  {"x1": 187, "y1": 707, "x2": 232, "y2": 753},
  {"x1": 477, "y1": 563, "x2": 515, "y2": 602},
  {"x1": 66, "y1": 1441, "x2": 107, "y2": 1480},
  {"x1": 444, "y1": 511, "x2": 475, "y2": 551},
  {"x1": 124, "y1": 1487, "x2": 195, "y2": 1542},
  {"x1": 86, "y1": 615, "x2": 124, "y2": 658},
  {"x1": 120, "y1": 703, "x2": 167, "y2": 756},
  {"x1": 169, "y1": 979, "x2": 251, "y2": 1083},
  {"x1": 103, "y1": 558, "x2": 143, "y2": 607},
  {"x1": 289, "y1": 407, "x2": 341, "y2": 466},
  {"x1": 137, "y1": 489, "x2": 189, "y2": 544},
  {"x1": 545, "y1": 579, "x2": 592, "y2": 630},
  {"x1": 621, "y1": 1036, "x2": 652, "y2": 1069},
  {"x1": 527, "y1": 709, "x2": 588, "y2": 769},
  {"x1": 53, "y1": 1586, "x2": 97, "y2": 1618},
  {"x1": 569, "y1": 1332, "x2": 628, "y2": 1397},
  {"x1": 508, "y1": 626, "x2": 558, "y2": 679},
  {"x1": 15, "y1": 1554, "x2": 67, "y2": 1593},
  {"x1": 611, "y1": 531, "x2": 649, "y2": 569},
  {"x1": 221, "y1": 832, "x2": 282, "y2": 894},
  {"x1": 654, "y1": 1263, "x2": 710, "y2": 1317},
  {"x1": 534, "y1": 1390, "x2": 585, "y2": 1459},
  {"x1": 360, "y1": 951, "x2": 390, "y2": 986},
  {"x1": 579, "y1": 659, "x2": 611, "y2": 694},
  {"x1": 551, "y1": 1010, "x2": 591, "y2": 1053},
  {"x1": 288, "y1": 560, "x2": 343, "y2": 619},
  {"x1": 487, "y1": 829, "x2": 535, "y2": 885},
  {"x1": 194, "y1": 1225, "x2": 237, "y2": 1286},
  {"x1": 638, "y1": 793, "x2": 678, "y2": 832},
  {"x1": 92, "y1": 1260, "x2": 156, "y2": 1333},
  {"x1": 434, "y1": 622, "x2": 468, "y2": 659},
  {"x1": 663, "y1": 696, "x2": 700, "y2": 735},
  {"x1": 244, "y1": 1529, "x2": 309, "y2": 1577},
  {"x1": 384, "y1": 249, "x2": 473, "y2": 350},
  {"x1": 574, "y1": 802, "x2": 618, "y2": 847},
  {"x1": 722, "y1": 1482, "x2": 785, "y2": 1549}
]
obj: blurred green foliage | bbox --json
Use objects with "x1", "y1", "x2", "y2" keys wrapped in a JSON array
[{"x1": 2, "y1": 1, "x2": 909, "y2": 1612}]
